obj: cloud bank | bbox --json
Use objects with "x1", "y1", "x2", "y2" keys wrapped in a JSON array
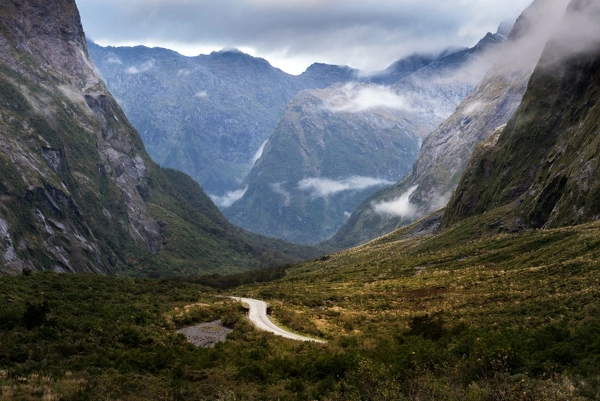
[
  {"x1": 299, "y1": 176, "x2": 393, "y2": 198},
  {"x1": 78, "y1": 0, "x2": 532, "y2": 74},
  {"x1": 209, "y1": 187, "x2": 247, "y2": 208},
  {"x1": 372, "y1": 185, "x2": 418, "y2": 218},
  {"x1": 325, "y1": 83, "x2": 415, "y2": 113}
]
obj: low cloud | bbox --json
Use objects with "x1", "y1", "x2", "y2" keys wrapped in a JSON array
[
  {"x1": 105, "y1": 53, "x2": 122, "y2": 64},
  {"x1": 462, "y1": 100, "x2": 486, "y2": 116},
  {"x1": 195, "y1": 90, "x2": 209, "y2": 98},
  {"x1": 126, "y1": 59, "x2": 156, "y2": 74},
  {"x1": 270, "y1": 182, "x2": 291, "y2": 199},
  {"x1": 299, "y1": 176, "x2": 393, "y2": 198},
  {"x1": 325, "y1": 83, "x2": 415, "y2": 113},
  {"x1": 372, "y1": 185, "x2": 418, "y2": 218},
  {"x1": 539, "y1": 1, "x2": 600, "y2": 68},
  {"x1": 209, "y1": 187, "x2": 247, "y2": 208}
]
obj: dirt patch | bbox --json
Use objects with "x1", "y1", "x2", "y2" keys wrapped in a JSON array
[{"x1": 177, "y1": 320, "x2": 232, "y2": 348}]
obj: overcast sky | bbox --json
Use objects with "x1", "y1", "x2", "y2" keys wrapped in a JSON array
[{"x1": 76, "y1": 0, "x2": 533, "y2": 75}]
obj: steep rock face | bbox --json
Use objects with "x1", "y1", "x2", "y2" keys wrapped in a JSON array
[
  {"x1": 442, "y1": 0, "x2": 600, "y2": 231},
  {"x1": 0, "y1": 0, "x2": 318, "y2": 275},
  {"x1": 0, "y1": 0, "x2": 159, "y2": 273},
  {"x1": 88, "y1": 44, "x2": 358, "y2": 195},
  {"x1": 225, "y1": 84, "x2": 428, "y2": 244},
  {"x1": 328, "y1": 0, "x2": 569, "y2": 249}
]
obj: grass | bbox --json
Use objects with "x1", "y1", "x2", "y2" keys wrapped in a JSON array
[{"x1": 1, "y1": 216, "x2": 600, "y2": 399}]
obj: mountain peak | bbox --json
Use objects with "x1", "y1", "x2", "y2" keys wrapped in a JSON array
[{"x1": 0, "y1": 0, "x2": 90, "y2": 86}]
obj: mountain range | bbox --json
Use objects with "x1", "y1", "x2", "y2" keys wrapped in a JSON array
[
  {"x1": 224, "y1": 28, "x2": 507, "y2": 244},
  {"x1": 443, "y1": 0, "x2": 600, "y2": 232},
  {"x1": 87, "y1": 43, "x2": 358, "y2": 197}
]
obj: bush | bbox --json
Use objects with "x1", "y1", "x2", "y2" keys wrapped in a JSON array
[{"x1": 22, "y1": 300, "x2": 50, "y2": 329}]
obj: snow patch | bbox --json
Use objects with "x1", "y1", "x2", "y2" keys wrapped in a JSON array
[{"x1": 251, "y1": 141, "x2": 268, "y2": 165}]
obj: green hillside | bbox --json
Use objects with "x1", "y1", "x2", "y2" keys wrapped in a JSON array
[{"x1": 2, "y1": 215, "x2": 600, "y2": 399}]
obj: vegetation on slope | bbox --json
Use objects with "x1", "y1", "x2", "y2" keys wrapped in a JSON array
[
  {"x1": 1, "y1": 217, "x2": 600, "y2": 399},
  {"x1": 443, "y1": 2, "x2": 600, "y2": 230}
]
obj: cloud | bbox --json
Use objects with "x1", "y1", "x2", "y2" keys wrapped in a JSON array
[
  {"x1": 125, "y1": 59, "x2": 155, "y2": 74},
  {"x1": 78, "y1": 0, "x2": 533, "y2": 74},
  {"x1": 462, "y1": 100, "x2": 486, "y2": 116},
  {"x1": 209, "y1": 187, "x2": 247, "y2": 208},
  {"x1": 372, "y1": 185, "x2": 418, "y2": 218},
  {"x1": 538, "y1": 0, "x2": 600, "y2": 68},
  {"x1": 298, "y1": 176, "x2": 393, "y2": 198},
  {"x1": 325, "y1": 83, "x2": 416, "y2": 113},
  {"x1": 105, "y1": 53, "x2": 122, "y2": 64},
  {"x1": 270, "y1": 182, "x2": 292, "y2": 205},
  {"x1": 194, "y1": 91, "x2": 208, "y2": 98}
]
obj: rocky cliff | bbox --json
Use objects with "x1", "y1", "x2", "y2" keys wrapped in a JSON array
[
  {"x1": 0, "y1": 0, "x2": 317, "y2": 276},
  {"x1": 442, "y1": 0, "x2": 600, "y2": 231},
  {"x1": 328, "y1": 0, "x2": 570, "y2": 249}
]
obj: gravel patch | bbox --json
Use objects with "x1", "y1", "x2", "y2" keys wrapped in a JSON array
[{"x1": 177, "y1": 320, "x2": 233, "y2": 348}]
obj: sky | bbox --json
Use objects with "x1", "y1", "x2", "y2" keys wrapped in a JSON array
[{"x1": 76, "y1": 0, "x2": 533, "y2": 75}]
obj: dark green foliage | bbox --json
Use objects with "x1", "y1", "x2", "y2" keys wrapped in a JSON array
[
  {"x1": 173, "y1": 264, "x2": 292, "y2": 290},
  {"x1": 22, "y1": 300, "x2": 50, "y2": 329},
  {"x1": 408, "y1": 313, "x2": 445, "y2": 341}
]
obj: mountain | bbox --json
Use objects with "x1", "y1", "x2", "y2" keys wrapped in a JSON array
[
  {"x1": 0, "y1": 0, "x2": 319, "y2": 276},
  {"x1": 224, "y1": 30, "x2": 507, "y2": 245},
  {"x1": 87, "y1": 43, "x2": 360, "y2": 197},
  {"x1": 327, "y1": 0, "x2": 570, "y2": 249},
  {"x1": 443, "y1": 0, "x2": 600, "y2": 231},
  {"x1": 224, "y1": 83, "x2": 429, "y2": 244},
  {"x1": 364, "y1": 53, "x2": 440, "y2": 85}
]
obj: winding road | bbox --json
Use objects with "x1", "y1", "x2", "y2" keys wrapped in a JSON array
[{"x1": 231, "y1": 297, "x2": 326, "y2": 343}]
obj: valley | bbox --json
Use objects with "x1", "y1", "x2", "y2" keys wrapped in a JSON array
[
  {"x1": 1, "y1": 0, "x2": 600, "y2": 399},
  {"x1": 1, "y1": 216, "x2": 599, "y2": 399}
]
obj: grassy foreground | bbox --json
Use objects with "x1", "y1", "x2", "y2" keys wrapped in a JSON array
[{"x1": 1, "y1": 218, "x2": 600, "y2": 399}]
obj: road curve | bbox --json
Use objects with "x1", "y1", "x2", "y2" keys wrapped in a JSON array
[{"x1": 231, "y1": 297, "x2": 326, "y2": 343}]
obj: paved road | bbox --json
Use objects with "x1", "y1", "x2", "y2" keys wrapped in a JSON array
[{"x1": 231, "y1": 297, "x2": 326, "y2": 343}]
